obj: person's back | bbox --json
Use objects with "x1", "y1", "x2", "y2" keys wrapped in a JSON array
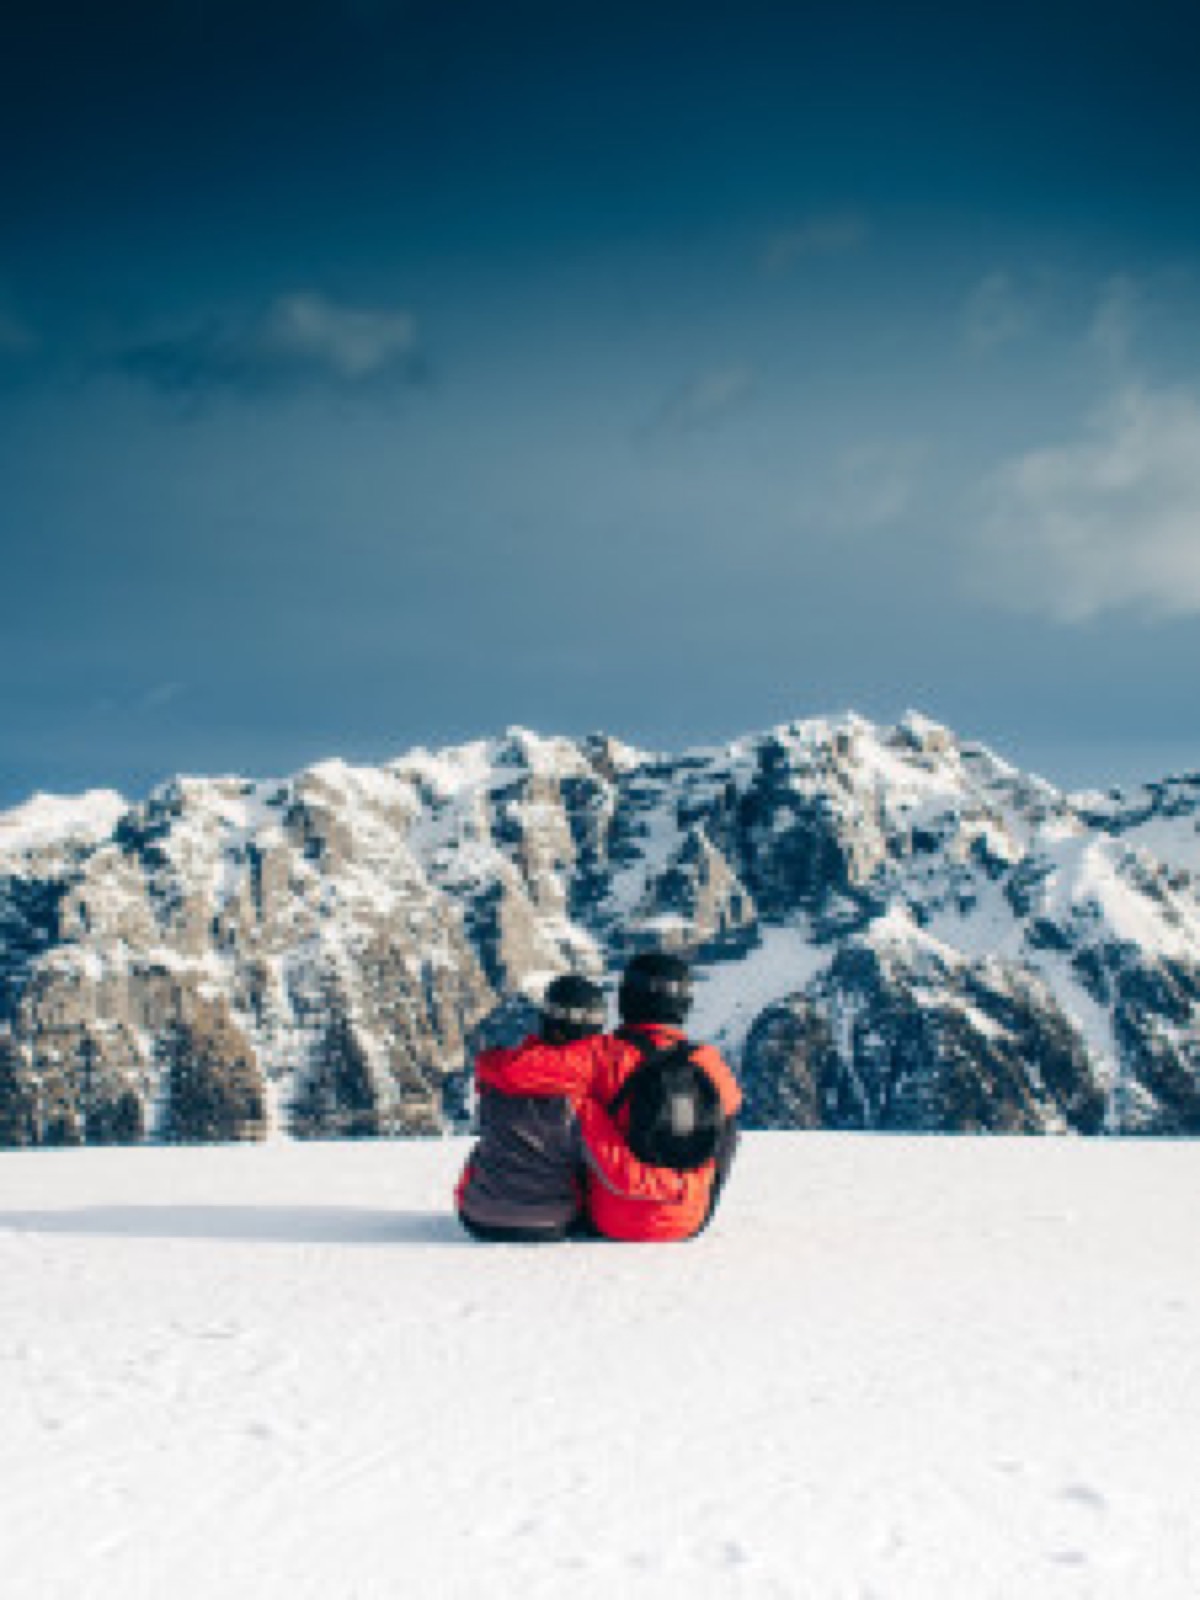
[
  {"x1": 579, "y1": 954, "x2": 741, "y2": 1242},
  {"x1": 479, "y1": 954, "x2": 742, "y2": 1242},
  {"x1": 455, "y1": 975, "x2": 605, "y2": 1243},
  {"x1": 456, "y1": 1085, "x2": 582, "y2": 1240}
]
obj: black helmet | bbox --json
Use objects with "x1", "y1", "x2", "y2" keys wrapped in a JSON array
[
  {"x1": 618, "y1": 951, "x2": 692, "y2": 1027},
  {"x1": 539, "y1": 974, "x2": 606, "y2": 1043}
]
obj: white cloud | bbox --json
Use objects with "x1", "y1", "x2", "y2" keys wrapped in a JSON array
[
  {"x1": 962, "y1": 271, "x2": 1032, "y2": 351},
  {"x1": 649, "y1": 365, "x2": 755, "y2": 434},
  {"x1": 258, "y1": 294, "x2": 417, "y2": 380},
  {"x1": 977, "y1": 382, "x2": 1200, "y2": 621},
  {"x1": 762, "y1": 214, "x2": 869, "y2": 275}
]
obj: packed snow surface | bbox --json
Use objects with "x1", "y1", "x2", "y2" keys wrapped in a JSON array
[{"x1": 2, "y1": 1136, "x2": 1199, "y2": 1600}]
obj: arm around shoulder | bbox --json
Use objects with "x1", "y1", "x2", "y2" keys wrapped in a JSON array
[
  {"x1": 475, "y1": 1035, "x2": 599, "y2": 1101},
  {"x1": 577, "y1": 1101, "x2": 689, "y2": 1203}
]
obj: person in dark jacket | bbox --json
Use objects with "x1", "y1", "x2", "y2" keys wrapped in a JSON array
[{"x1": 455, "y1": 974, "x2": 606, "y2": 1243}]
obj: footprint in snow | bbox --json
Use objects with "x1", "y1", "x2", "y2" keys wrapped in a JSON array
[
  {"x1": 1049, "y1": 1549, "x2": 1090, "y2": 1567},
  {"x1": 1059, "y1": 1483, "x2": 1107, "y2": 1513}
]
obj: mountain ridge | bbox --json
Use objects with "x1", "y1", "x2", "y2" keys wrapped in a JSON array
[{"x1": 3, "y1": 709, "x2": 1199, "y2": 1145}]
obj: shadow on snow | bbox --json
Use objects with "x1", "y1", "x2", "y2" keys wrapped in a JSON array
[{"x1": 0, "y1": 1205, "x2": 471, "y2": 1247}]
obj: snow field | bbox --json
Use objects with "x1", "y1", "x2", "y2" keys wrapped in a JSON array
[{"x1": 2, "y1": 1135, "x2": 1199, "y2": 1599}]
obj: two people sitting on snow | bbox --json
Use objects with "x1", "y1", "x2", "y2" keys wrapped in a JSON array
[{"x1": 455, "y1": 953, "x2": 741, "y2": 1244}]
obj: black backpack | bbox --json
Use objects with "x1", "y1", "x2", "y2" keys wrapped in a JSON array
[{"x1": 609, "y1": 1034, "x2": 725, "y2": 1172}]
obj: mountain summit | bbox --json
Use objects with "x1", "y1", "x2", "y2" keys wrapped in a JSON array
[{"x1": 3, "y1": 712, "x2": 1199, "y2": 1145}]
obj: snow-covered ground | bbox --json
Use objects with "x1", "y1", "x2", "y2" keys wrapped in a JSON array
[{"x1": 2, "y1": 1136, "x2": 1198, "y2": 1599}]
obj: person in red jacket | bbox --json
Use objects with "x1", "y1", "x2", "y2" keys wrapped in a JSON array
[
  {"x1": 477, "y1": 953, "x2": 741, "y2": 1243},
  {"x1": 455, "y1": 975, "x2": 606, "y2": 1243}
]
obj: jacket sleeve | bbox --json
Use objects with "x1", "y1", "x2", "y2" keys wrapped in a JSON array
[
  {"x1": 695, "y1": 1045, "x2": 743, "y2": 1117},
  {"x1": 475, "y1": 1037, "x2": 596, "y2": 1102},
  {"x1": 576, "y1": 1101, "x2": 692, "y2": 1203}
]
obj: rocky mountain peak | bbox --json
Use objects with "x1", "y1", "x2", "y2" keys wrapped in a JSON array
[{"x1": 3, "y1": 711, "x2": 1199, "y2": 1146}]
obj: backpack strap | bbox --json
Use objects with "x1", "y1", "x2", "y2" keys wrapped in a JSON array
[
  {"x1": 608, "y1": 1031, "x2": 695, "y2": 1117},
  {"x1": 614, "y1": 1024, "x2": 657, "y2": 1050},
  {"x1": 615, "y1": 1025, "x2": 692, "y2": 1059}
]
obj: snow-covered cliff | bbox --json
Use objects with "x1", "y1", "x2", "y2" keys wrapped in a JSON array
[{"x1": 3, "y1": 711, "x2": 1199, "y2": 1143}]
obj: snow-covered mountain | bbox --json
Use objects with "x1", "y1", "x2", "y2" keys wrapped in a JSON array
[{"x1": 2, "y1": 710, "x2": 1199, "y2": 1145}]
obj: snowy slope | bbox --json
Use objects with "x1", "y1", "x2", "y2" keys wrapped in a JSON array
[
  {"x1": 0, "y1": 789, "x2": 127, "y2": 853},
  {"x1": 2, "y1": 1135, "x2": 1199, "y2": 1599}
]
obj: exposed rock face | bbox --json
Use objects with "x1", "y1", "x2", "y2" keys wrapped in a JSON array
[
  {"x1": 159, "y1": 1003, "x2": 265, "y2": 1145},
  {"x1": 742, "y1": 935, "x2": 1105, "y2": 1135},
  {"x1": 3, "y1": 711, "x2": 1200, "y2": 1145},
  {"x1": 0, "y1": 1030, "x2": 37, "y2": 1146}
]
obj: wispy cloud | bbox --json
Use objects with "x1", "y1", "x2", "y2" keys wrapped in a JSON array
[
  {"x1": 762, "y1": 213, "x2": 869, "y2": 275},
  {"x1": 139, "y1": 681, "x2": 183, "y2": 712},
  {"x1": 1088, "y1": 274, "x2": 1140, "y2": 365},
  {"x1": 962, "y1": 271, "x2": 1032, "y2": 352},
  {"x1": 976, "y1": 381, "x2": 1200, "y2": 621},
  {"x1": 94, "y1": 682, "x2": 186, "y2": 718},
  {"x1": 108, "y1": 292, "x2": 424, "y2": 401},
  {"x1": 800, "y1": 440, "x2": 927, "y2": 532},
  {"x1": 646, "y1": 365, "x2": 756, "y2": 436}
]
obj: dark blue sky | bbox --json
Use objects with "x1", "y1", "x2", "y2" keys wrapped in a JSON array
[{"x1": 3, "y1": 0, "x2": 1200, "y2": 805}]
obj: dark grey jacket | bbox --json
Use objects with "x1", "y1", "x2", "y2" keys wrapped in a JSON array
[{"x1": 456, "y1": 1087, "x2": 584, "y2": 1235}]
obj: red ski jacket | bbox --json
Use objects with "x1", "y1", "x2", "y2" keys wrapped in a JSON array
[{"x1": 476, "y1": 1024, "x2": 741, "y2": 1242}]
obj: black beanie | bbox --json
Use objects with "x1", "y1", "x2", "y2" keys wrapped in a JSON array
[
  {"x1": 539, "y1": 974, "x2": 606, "y2": 1042},
  {"x1": 618, "y1": 951, "x2": 692, "y2": 1026}
]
